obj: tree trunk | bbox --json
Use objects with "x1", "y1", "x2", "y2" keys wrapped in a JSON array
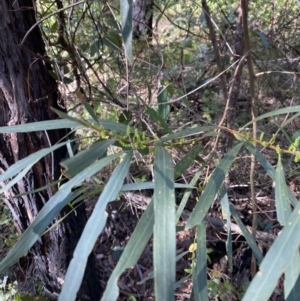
[
  {"x1": 0, "y1": 1, "x2": 102, "y2": 300},
  {"x1": 133, "y1": 0, "x2": 153, "y2": 39}
]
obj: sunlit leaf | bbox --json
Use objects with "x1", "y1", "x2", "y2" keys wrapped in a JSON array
[
  {"x1": 275, "y1": 154, "x2": 292, "y2": 225},
  {"x1": 220, "y1": 189, "x2": 232, "y2": 272}
]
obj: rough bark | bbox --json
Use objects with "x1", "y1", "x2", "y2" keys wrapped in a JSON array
[
  {"x1": 0, "y1": 1, "x2": 102, "y2": 300},
  {"x1": 133, "y1": 0, "x2": 153, "y2": 39}
]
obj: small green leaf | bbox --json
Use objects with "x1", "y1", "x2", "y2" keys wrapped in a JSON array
[
  {"x1": 62, "y1": 76, "x2": 74, "y2": 84},
  {"x1": 103, "y1": 29, "x2": 123, "y2": 51},
  {"x1": 250, "y1": 29, "x2": 269, "y2": 48}
]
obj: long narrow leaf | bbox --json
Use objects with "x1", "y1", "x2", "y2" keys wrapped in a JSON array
[
  {"x1": 230, "y1": 203, "x2": 263, "y2": 264},
  {"x1": 0, "y1": 164, "x2": 32, "y2": 194},
  {"x1": 61, "y1": 139, "x2": 115, "y2": 177},
  {"x1": 174, "y1": 275, "x2": 190, "y2": 290},
  {"x1": 59, "y1": 151, "x2": 132, "y2": 301},
  {"x1": 159, "y1": 126, "x2": 216, "y2": 143},
  {"x1": 145, "y1": 106, "x2": 172, "y2": 134},
  {"x1": 101, "y1": 199, "x2": 154, "y2": 301},
  {"x1": 0, "y1": 120, "x2": 80, "y2": 133},
  {"x1": 174, "y1": 144, "x2": 203, "y2": 179},
  {"x1": 220, "y1": 191, "x2": 232, "y2": 272},
  {"x1": 284, "y1": 249, "x2": 300, "y2": 301},
  {"x1": 158, "y1": 86, "x2": 171, "y2": 120},
  {"x1": 245, "y1": 142, "x2": 298, "y2": 207},
  {"x1": 242, "y1": 200, "x2": 300, "y2": 301},
  {"x1": 82, "y1": 101, "x2": 99, "y2": 124},
  {"x1": 275, "y1": 154, "x2": 292, "y2": 225},
  {"x1": 185, "y1": 143, "x2": 244, "y2": 229},
  {"x1": 52, "y1": 107, "x2": 92, "y2": 127},
  {"x1": 120, "y1": 0, "x2": 133, "y2": 64},
  {"x1": 176, "y1": 168, "x2": 204, "y2": 223},
  {"x1": 138, "y1": 251, "x2": 189, "y2": 285},
  {"x1": 153, "y1": 145, "x2": 176, "y2": 301},
  {"x1": 121, "y1": 182, "x2": 191, "y2": 191},
  {"x1": 193, "y1": 220, "x2": 208, "y2": 301},
  {"x1": 0, "y1": 119, "x2": 133, "y2": 134},
  {"x1": 242, "y1": 105, "x2": 300, "y2": 129},
  {"x1": 0, "y1": 142, "x2": 68, "y2": 182},
  {"x1": 0, "y1": 153, "x2": 122, "y2": 271},
  {"x1": 14, "y1": 179, "x2": 64, "y2": 197}
]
